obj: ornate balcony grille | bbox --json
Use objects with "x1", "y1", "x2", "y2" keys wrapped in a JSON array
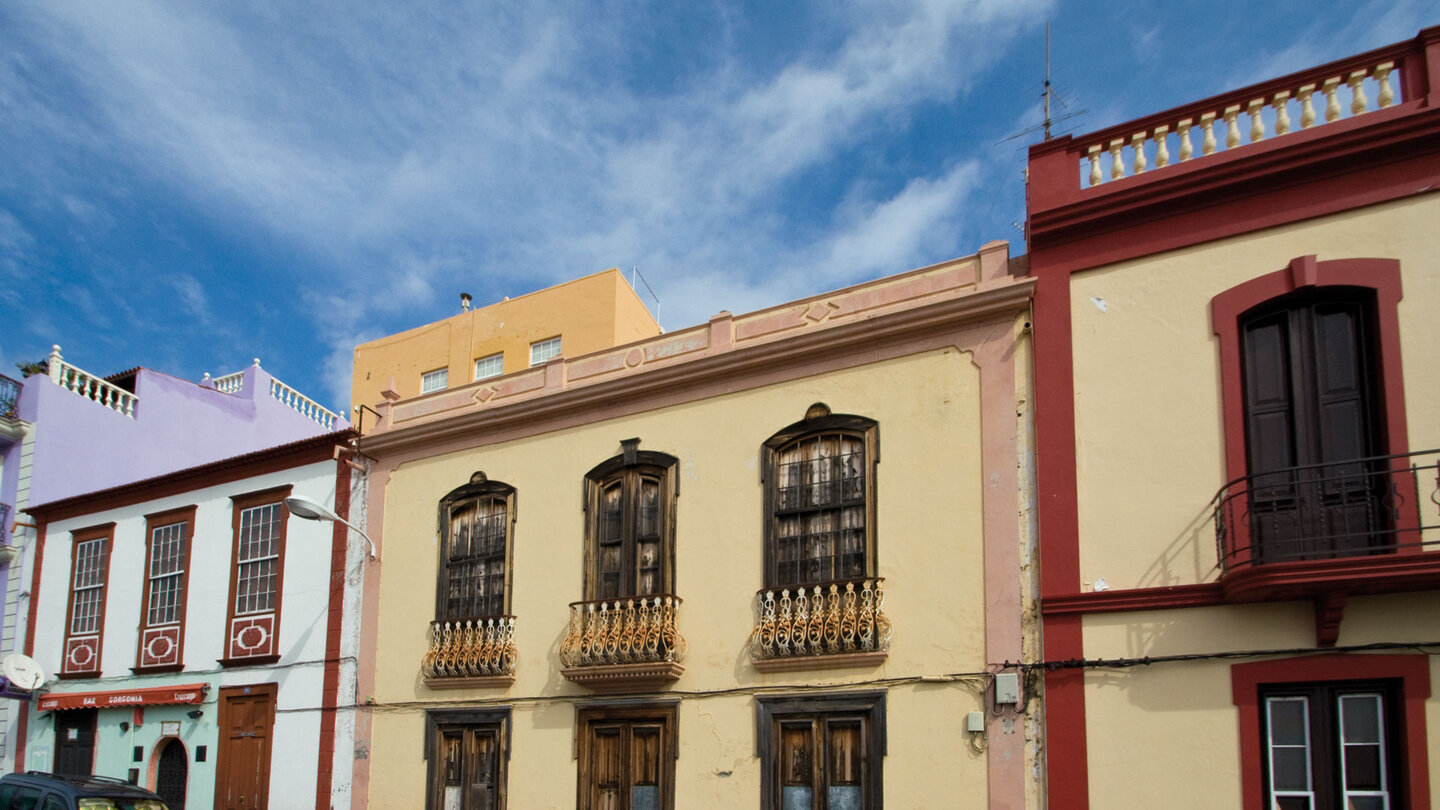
[
  {"x1": 751, "y1": 578, "x2": 890, "y2": 663},
  {"x1": 0, "y1": 374, "x2": 19, "y2": 419},
  {"x1": 1213, "y1": 449, "x2": 1440, "y2": 573},
  {"x1": 421, "y1": 617, "x2": 517, "y2": 681},
  {"x1": 559, "y1": 596, "x2": 685, "y2": 668}
]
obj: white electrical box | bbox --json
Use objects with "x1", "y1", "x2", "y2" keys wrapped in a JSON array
[
  {"x1": 994, "y1": 672, "x2": 1021, "y2": 705},
  {"x1": 965, "y1": 711, "x2": 986, "y2": 732}
]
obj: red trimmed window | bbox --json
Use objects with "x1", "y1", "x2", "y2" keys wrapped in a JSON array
[
  {"x1": 223, "y1": 487, "x2": 291, "y2": 665},
  {"x1": 136, "y1": 506, "x2": 196, "y2": 672},
  {"x1": 1232, "y1": 654, "x2": 1431, "y2": 810},
  {"x1": 62, "y1": 524, "x2": 114, "y2": 677},
  {"x1": 1211, "y1": 256, "x2": 1413, "y2": 571}
]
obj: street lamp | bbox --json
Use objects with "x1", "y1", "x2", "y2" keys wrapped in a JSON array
[{"x1": 284, "y1": 496, "x2": 379, "y2": 561}]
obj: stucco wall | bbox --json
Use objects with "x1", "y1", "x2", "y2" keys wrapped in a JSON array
[
  {"x1": 26, "y1": 458, "x2": 358, "y2": 808},
  {"x1": 1068, "y1": 194, "x2": 1440, "y2": 589},
  {"x1": 1078, "y1": 593, "x2": 1440, "y2": 807},
  {"x1": 365, "y1": 347, "x2": 1002, "y2": 807}
]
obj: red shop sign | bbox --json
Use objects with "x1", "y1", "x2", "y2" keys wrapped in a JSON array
[{"x1": 38, "y1": 683, "x2": 207, "y2": 711}]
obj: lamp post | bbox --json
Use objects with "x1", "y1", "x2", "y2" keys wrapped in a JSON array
[{"x1": 285, "y1": 495, "x2": 379, "y2": 561}]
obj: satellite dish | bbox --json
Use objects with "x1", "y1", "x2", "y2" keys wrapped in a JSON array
[{"x1": 2, "y1": 654, "x2": 45, "y2": 692}]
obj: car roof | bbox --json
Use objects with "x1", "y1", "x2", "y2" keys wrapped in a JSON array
[{"x1": 0, "y1": 771, "x2": 165, "y2": 798}]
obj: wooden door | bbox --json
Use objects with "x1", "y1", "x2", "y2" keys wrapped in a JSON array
[
  {"x1": 55, "y1": 709, "x2": 96, "y2": 777},
  {"x1": 214, "y1": 684, "x2": 276, "y2": 810},
  {"x1": 578, "y1": 708, "x2": 673, "y2": 810},
  {"x1": 1242, "y1": 293, "x2": 1384, "y2": 561}
]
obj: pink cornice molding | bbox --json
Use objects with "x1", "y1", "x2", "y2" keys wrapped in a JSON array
[{"x1": 362, "y1": 246, "x2": 1031, "y2": 455}]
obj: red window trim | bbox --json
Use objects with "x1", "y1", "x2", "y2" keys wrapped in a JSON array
[
  {"x1": 1211, "y1": 255, "x2": 1409, "y2": 488},
  {"x1": 1210, "y1": 255, "x2": 1412, "y2": 574},
  {"x1": 221, "y1": 485, "x2": 292, "y2": 666},
  {"x1": 60, "y1": 523, "x2": 115, "y2": 679},
  {"x1": 133, "y1": 505, "x2": 197, "y2": 673},
  {"x1": 1231, "y1": 654, "x2": 1431, "y2": 810}
]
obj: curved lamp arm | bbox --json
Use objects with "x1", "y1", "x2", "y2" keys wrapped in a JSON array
[{"x1": 285, "y1": 496, "x2": 379, "y2": 561}]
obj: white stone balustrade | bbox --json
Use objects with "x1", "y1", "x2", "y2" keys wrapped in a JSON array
[
  {"x1": 210, "y1": 371, "x2": 245, "y2": 394},
  {"x1": 1081, "y1": 58, "x2": 1399, "y2": 188},
  {"x1": 269, "y1": 377, "x2": 340, "y2": 430},
  {"x1": 46, "y1": 345, "x2": 137, "y2": 418}
]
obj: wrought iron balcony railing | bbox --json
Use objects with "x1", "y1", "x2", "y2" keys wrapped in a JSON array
[
  {"x1": 421, "y1": 617, "x2": 517, "y2": 682},
  {"x1": 1213, "y1": 449, "x2": 1440, "y2": 573},
  {"x1": 559, "y1": 595, "x2": 685, "y2": 668},
  {"x1": 0, "y1": 374, "x2": 19, "y2": 419},
  {"x1": 751, "y1": 577, "x2": 890, "y2": 666}
]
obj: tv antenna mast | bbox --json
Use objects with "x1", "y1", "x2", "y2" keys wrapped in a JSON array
[{"x1": 999, "y1": 22, "x2": 1086, "y2": 144}]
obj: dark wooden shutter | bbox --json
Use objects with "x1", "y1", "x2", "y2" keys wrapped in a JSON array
[{"x1": 1241, "y1": 292, "x2": 1382, "y2": 562}]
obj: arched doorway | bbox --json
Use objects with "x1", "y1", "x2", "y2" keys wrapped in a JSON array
[{"x1": 155, "y1": 737, "x2": 188, "y2": 810}]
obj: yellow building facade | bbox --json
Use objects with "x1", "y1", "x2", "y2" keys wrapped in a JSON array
[
  {"x1": 349, "y1": 241, "x2": 1040, "y2": 809},
  {"x1": 1027, "y1": 27, "x2": 1440, "y2": 810},
  {"x1": 350, "y1": 268, "x2": 661, "y2": 412}
]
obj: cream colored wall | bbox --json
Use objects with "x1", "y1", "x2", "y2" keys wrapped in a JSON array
[
  {"x1": 1077, "y1": 593, "x2": 1440, "y2": 807},
  {"x1": 365, "y1": 348, "x2": 997, "y2": 807},
  {"x1": 350, "y1": 269, "x2": 661, "y2": 411},
  {"x1": 1069, "y1": 193, "x2": 1440, "y2": 589}
]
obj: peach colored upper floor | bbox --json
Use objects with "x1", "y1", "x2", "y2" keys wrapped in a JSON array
[{"x1": 350, "y1": 267, "x2": 660, "y2": 413}]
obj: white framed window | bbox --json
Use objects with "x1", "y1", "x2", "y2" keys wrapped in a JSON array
[
  {"x1": 235, "y1": 502, "x2": 282, "y2": 615},
  {"x1": 529, "y1": 337, "x2": 562, "y2": 366},
  {"x1": 70, "y1": 537, "x2": 108, "y2": 635},
  {"x1": 474, "y1": 353, "x2": 504, "y2": 381},
  {"x1": 421, "y1": 367, "x2": 449, "y2": 394},
  {"x1": 146, "y1": 521, "x2": 187, "y2": 626}
]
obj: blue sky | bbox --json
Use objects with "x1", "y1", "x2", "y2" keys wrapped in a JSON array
[{"x1": 1, "y1": 1, "x2": 1433, "y2": 414}]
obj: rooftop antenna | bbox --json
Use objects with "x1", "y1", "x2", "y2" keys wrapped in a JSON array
[
  {"x1": 997, "y1": 21, "x2": 1086, "y2": 145},
  {"x1": 1043, "y1": 22, "x2": 1052, "y2": 140}
]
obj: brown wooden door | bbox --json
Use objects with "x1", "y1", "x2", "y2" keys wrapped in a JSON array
[
  {"x1": 1241, "y1": 292, "x2": 1384, "y2": 562},
  {"x1": 578, "y1": 708, "x2": 674, "y2": 810},
  {"x1": 214, "y1": 684, "x2": 276, "y2": 810}
]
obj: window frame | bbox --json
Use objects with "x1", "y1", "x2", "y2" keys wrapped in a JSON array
[
  {"x1": 134, "y1": 505, "x2": 197, "y2": 673},
  {"x1": 1231, "y1": 654, "x2": 1431, "y2": 810},
  {"x1": 435, "y1": 475, "x2": 517, "y2": 622},
  {"x1": 761, "y1": 410, "x2": 879, "y2": 589},
  {"x1": 529, "y1": 336, "x2": 562, "y2": 367},
  {"x1": 575, "y1": 702, "x2": 677, "y2": 810},
  {"x1": 60, "y1": 523, "x2": 115, "y2": 678},
  {"x1": 221, "y1": 486, "x2": 292, "y2": 666},
  {"x1": 755, "y1": 691, "x2": 886, "y2": 810},
  {"x1": 1260, "y1": 680, "x2": 1401, "y2": 809},
  {"x1": 421, "y1": 367, "x2": 450, "y2": 394},
  {"x1": 1211, "y1": 256, "x2": 1410, "y2": 504},
  {"x1": 581, "y1": 441, "x2": 679, "y2": 601},
  {"x1": 423, "y1": 708, "x2": 511, "y2": 810},
  {"x1": 474, "y1": 353, "x2": 505, "y2": 381}
]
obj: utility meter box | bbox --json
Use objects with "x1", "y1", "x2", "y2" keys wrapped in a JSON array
[{"x1": 994, "y1": 672, "x2": 1021, "y2": 705}]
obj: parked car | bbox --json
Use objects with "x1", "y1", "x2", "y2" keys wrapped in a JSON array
[{"x1": 0, "y1": 772, "x2": 168, "y2": 810}]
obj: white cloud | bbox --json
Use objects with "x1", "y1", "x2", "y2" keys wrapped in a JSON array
[{"x1": 6, "y1": 0, "x2": 1054, "y2": 407}]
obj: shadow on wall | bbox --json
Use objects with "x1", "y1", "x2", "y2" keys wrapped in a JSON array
[{"x1": 1128, "y1": 497, "x2": 1221, "y2": 594}]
